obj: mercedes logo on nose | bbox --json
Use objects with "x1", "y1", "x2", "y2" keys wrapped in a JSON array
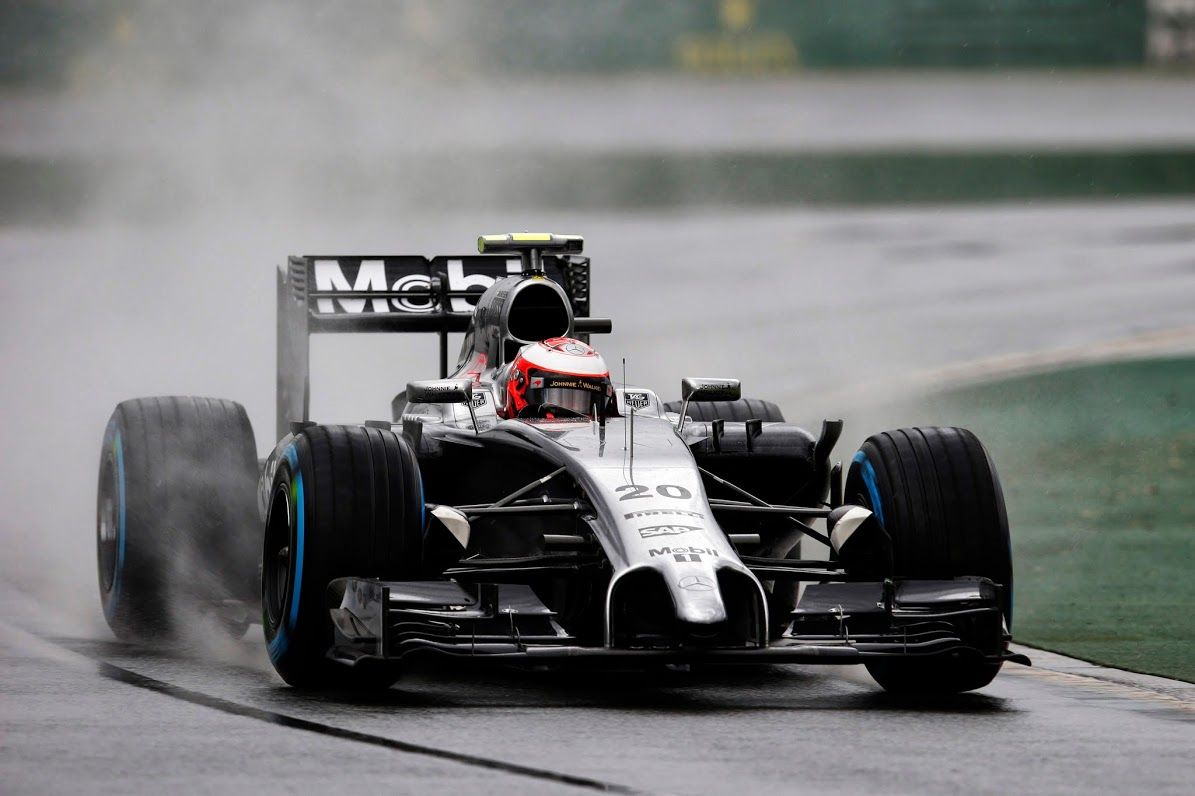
[{"x1": 678, "y1": 575, "x2": 715, "y2": 591}]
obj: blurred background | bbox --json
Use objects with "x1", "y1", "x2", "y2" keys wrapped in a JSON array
[{"x1": 1, "y1": 0, "x2": 1193, "y2": 678}]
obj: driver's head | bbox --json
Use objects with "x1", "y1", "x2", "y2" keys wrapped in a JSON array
[{"x1": 501, "y1": 337, "x2": 612, "y2": 419}]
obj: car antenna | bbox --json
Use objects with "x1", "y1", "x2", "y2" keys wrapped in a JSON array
[
  {"x1": 624, "y1": 357, "x2": 634, "y2": 468},
  {"x1": 594, "y1": 393, "x2": 606, "y2": 445},
  {"x1": 622, "y1": 357, "x2": 628, "y2": 452}
]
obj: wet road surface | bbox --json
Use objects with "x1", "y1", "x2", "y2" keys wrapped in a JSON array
[{"x1": 4, "y1": 604, "x2": 1193, "y2": 795}]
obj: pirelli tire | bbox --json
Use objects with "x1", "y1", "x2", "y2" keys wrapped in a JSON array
[
  {"x1": 97, "y1": 397, "x2": 260, "y2": 641},
  {"x1": 662, "y1": 398, "x2": 785, "y2": 423},
  {"x1": 845, "y1": 426, "x2": 1012, "y2": 694},
  {"x1": 262, "y1": 425, "x2": 424, "y2": 689}
]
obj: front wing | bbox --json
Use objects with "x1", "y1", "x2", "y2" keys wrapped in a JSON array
[{"x1": 325, "y1": 575, "x2": 1028, "y2": 667}]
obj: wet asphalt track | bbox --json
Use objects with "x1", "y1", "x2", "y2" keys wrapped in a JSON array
[
  {"x1": 4, "y1": 605, "x2": 1195, "y2": 795},
  {"x1": 4, "y1": 200, "x2": 1195, "y2": 793}
]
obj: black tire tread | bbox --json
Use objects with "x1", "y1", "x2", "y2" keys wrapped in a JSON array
[
  {"x1": 263, "y1": 424, "x2": 422, "y2": 689},
  {"x1": 854, "y1": 427, "x2": 1010, "y2": 592},
  {"x1": 99, "y1": 396, "x2": 258, "y2": 641},
  {"x1": 844, "y1": 426, "x2": 1011, "y2": 694}
]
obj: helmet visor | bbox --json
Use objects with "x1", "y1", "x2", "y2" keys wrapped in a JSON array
[
  {"x1": 537, "y1": 387, "x2": 600, "y2": 417},
  {"x1": 523, "y1": 371, "x2": 611, "y2": 418}
]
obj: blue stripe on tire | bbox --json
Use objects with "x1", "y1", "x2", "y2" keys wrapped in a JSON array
[
  {"x1": 268, "y1": 443, "x2": 303, "y2": 662},
  {"x1": 289, "y1": 473, "x2": 305, "y2": 629},
  {"x1": 418, "y1": 474, "x2": 426, "y2": 535},
  {"x1": 103, "y1": 427, "x2": 128, "y2": 622},
  {"x1": 852, "y1": 450, "x2": 885, "y2": 528}
]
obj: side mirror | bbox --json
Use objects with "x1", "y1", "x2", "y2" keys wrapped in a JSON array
[
  {"x1": 682, "y1": 377, "x2": 741, "y2": 403},
  {"x1": 676, "y1": 377, "x2": 741, "y2": 431},
  {"x1": 406, "y1": 379, "x2": 480, "y2": 433},
  {"x1": 407, "y1": 378, "x2": 473, "y2": 404}
]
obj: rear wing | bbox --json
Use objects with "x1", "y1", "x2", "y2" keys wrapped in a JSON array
[{"x1": 276, "y1": 254, "x2": 594, "y2": 440}]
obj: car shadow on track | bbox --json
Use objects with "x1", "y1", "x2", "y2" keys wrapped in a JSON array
[
  {"x1": 68, "y1": 637, "x2": 1014, "y2": 716},
  {"x1": 287, "y1": 660, "x2": 1014, "y2": 716}
]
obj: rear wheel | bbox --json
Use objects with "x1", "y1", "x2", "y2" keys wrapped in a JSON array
[
  {"x1": 662, "y1": 397, "x2": 784, "y2": 423},
  {"x1": 262, "y1": 425, "x2": 424, "y2": 689},
  {"x1": 845, "y1": 426, "x2": 1012, "y2": 694},
  {"x1": 97, "y1": 397, "x2": 259, "y2": 641}
]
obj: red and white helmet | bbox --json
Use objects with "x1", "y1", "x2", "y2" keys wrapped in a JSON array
[{"x1": 500, "y1": 337, "x2": 613, "y2": 419}]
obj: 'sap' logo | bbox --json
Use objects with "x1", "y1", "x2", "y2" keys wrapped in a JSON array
[{"x1": 639, "y1": 524, "x2": 699, "y2": 539}]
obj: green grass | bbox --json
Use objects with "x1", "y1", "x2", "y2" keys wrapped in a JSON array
[{"x1": 865, "y1": 358, "x2": 1195, "y2": 682}]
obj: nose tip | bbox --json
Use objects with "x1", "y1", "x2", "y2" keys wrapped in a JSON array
[{"x1": 670, "y1": 577, "x2": 728, "y2": 626}]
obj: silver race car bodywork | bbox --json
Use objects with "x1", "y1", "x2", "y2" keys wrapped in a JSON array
[
  {"x1": 260, "y1": 233, "x2": 1024, "y2": 672},
  {"x1": 407, "y1": 399, "x2": 771, "y2": 642}
]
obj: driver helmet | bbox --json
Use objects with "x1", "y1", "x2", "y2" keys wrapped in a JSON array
[{"x1": 500, "y1": 337, "x2": 613, "y2": 419}]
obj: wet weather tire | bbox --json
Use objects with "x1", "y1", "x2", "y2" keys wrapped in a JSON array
[
  {"x1": 97, "y1": 397, "x2": 259, "y2": 641},
  {"x1": 262, "y1": 425, "x2": 424, "y2": 689},
  {"x1": 663, "y1": 398, "x2": 784, "y2": 423},
  {"x1": 845, "y1": 427, "x2": 1012, "y2": 694}
]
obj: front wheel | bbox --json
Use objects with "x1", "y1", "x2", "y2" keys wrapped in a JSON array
[
  {"x1": 845, "y1": 426, "x2": 1012, "y2": 694},
  {"x1": 263, "y1": 424, "x2": 424, "y2": 689}
]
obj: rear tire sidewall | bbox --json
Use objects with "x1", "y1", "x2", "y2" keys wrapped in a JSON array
[
  {"x1": 97, "y1": 413, "x2": 167, "y2": 637},
  {"x1": 97, "y1": 398, "x2": 259, "y2": 642}
]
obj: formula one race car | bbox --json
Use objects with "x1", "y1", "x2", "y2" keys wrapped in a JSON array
[{"x1": 96, "y1": 233, "x2": 1026, "y2": 693}]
